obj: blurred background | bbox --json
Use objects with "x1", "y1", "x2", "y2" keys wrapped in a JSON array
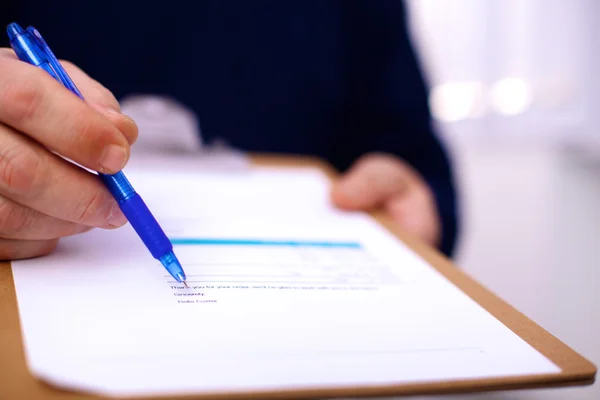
[{"x1": 404, "y1": 1, "x2": 599, "y2": 399}]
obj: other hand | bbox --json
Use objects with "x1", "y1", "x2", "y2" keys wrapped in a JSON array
[
  {"x1": 331, "y1": 153, "x2": 441, "y2": 247},
  {"x1": 0, "y1": 49, "x2": 138, "y2": 259}
]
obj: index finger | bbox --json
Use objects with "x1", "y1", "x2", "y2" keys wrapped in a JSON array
[
  {"x1": 0, "y1": 49, "x2": 137, "y2": 146},
  {"x1": 0, "y1": 54, "x2": 130, "y2": 174},
  {"x1": 60, "y1": 59, "x2": 138, "y2": 145},
  {"x1": 0, "y1": 48, "x2": 17, "y2": 59}
]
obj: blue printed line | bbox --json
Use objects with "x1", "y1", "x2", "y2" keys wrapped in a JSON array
[{"x1": 169, "y1": 238, "x2": 361, "y2": 248}]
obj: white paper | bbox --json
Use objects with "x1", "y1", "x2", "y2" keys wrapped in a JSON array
[{"x1": 10, "y1": 163, "x2": 560, "y2": 398}]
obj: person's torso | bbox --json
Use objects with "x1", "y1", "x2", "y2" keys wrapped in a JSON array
[{"x1": 6, "y1": 1, "x2": 356, "y2": 159}]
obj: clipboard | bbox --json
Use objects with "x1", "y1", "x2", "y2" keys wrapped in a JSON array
[{"x1": 0, "y1": 154, "x2": 596, "y2": 400}]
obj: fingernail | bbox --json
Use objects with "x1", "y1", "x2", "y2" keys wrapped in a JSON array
[
  {"x1": 122, "y1": 114, "x2": 138, "y2": 128},
  {"x1": 100, "y1": 108, "x2": 138, "y2": 145},
  {"x1": 119, "y1": 114, "x2": 139, "y2": 145},
  {"x1": 107, "y1": 203, "x2": 127, "y2": 227},
  {"x1": 99, "y1": 144, "x2": 128, "y2": 173}
]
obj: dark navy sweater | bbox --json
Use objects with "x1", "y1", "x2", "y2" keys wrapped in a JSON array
[{"x1": 1, "y1": 0, "x2": 459, "y2": 257}]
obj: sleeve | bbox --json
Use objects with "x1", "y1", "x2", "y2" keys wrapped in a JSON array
[{"x1": 334, "y1": 0, "x2": 460, "y2": 257}]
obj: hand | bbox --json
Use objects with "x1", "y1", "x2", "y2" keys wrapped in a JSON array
[
  {"x1": 330, "y1": 153, "x2": 441, "y2": 247},
  {"x1": 0, "y1": 49, "x2": 138, "y2": 259}
]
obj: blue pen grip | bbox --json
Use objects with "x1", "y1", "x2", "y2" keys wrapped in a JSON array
[
  {"x1": 100, "y1": 172, "x2": 172, "y2": 259},
  {"x1": 119, "y1": 194, "x2": 173, "y2": 259}
]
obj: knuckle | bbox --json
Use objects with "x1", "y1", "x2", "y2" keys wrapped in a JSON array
[
  {"x1": 69, "y1": 109, "x2": 106, "y2": 151},
  {"x1": 70, "y1": 110, "x2": 94, "y2": 141},
  {"x1": 0, "y1": 73, "x2": 45, "y2": 126},
  {"x1": 0, "y1": 197, "x2": 35, "y2": 235},
  {"x1": 70, "y1": 189, "x2": 109, "y2": 224},
  {"x1": 69, "y1": 110, "x2": 122, "y2": 156},
  {"x1": 0, "y1": 143, "x2": 45, "y2": 195}
]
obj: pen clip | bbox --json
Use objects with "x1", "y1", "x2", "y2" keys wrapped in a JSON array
[{"x1": 26, "y1": 26, "x2": 85, "y2": 100}]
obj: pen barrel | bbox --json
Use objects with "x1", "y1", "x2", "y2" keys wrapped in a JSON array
[
  {"x1": 9, "y1": 22, "x2": 176, "y2": 266},
  {"x1": 118, "y1": 193, "x2": 173, "y2": 259},
  {"x1": 100, "y1": 172, "x2": 172, "y2": 259}
]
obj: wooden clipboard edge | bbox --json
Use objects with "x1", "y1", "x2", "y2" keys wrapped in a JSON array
[{"x1": 0, "y1": 153, "x2": 596, "y2": 400}]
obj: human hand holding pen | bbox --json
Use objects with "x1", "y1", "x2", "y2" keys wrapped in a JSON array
[{"x1": 0, "y1": 48, "x2": 138, "y2": 259}]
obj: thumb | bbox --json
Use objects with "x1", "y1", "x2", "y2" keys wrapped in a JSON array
[
  {"x1": 0, "y1": 49, "x2": 137, "y2": 145},
  {"x1": 60, "y1": 59, "x2": 138, "y2": 145},
  {"x1": 331, "y1": 154, "x2": 412, "y2": 210}
]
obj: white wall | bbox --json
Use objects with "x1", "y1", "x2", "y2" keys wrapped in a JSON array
[
  {"x1": 400, "y1": 4, "x2": 600, "y2": 399},
  {"x1": 404, "y1": 0, "x2": 599, "y2": 149}
]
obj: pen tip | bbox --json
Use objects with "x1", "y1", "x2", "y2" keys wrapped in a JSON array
[
  {"x1": 183, "y1": 281, "x2": 189, "y2": 288},
  {"x1": 6, "y1": 22, "x2": 24, "y2": 42},
  {"x1": 174, "y1": 271, "x2": 186, "y2": 283},
  {"x1": 159, "y1": 251, "x2": 187, "y2": 285}
]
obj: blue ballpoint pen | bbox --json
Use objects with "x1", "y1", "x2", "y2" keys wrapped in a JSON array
[{"x1": 6, "y1": 22, "x2": 188, "y2": 287}]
